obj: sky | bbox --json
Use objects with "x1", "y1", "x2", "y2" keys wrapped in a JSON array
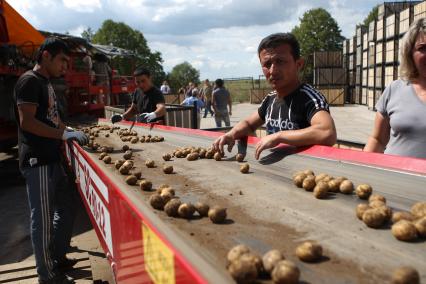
[{"x1": 8, "y1": 0, "x2": 385, "y2": 80}]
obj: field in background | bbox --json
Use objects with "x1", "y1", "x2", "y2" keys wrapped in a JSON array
[{"x1": 224, "y1": 76, "x2": 270, "y2": 103}]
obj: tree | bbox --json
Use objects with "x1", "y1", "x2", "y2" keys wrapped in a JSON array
[
  {"x1": 292, "y1": 8, "x2": 344, "y2": 82},
  {"x1": 363, "y1": 6, "x2": 378, "y2": 27},
  {"x1": 90, "y1": 20, "x2": 165, "y2": 86},
  {"x1": 168, "y1": 62, "x2": 200, "y2": 92},
  {"x1": 81, "y1": 27, "x2": 94, "y2": 42}
]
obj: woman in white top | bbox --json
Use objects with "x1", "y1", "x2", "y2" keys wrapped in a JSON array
[{"x1": 364, "y1": 18, "x2": 426, "y2": 159}]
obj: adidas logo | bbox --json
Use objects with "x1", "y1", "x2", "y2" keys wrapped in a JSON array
[{"x1": 266, "y1": 117, "x2": 295, "y2": 130}]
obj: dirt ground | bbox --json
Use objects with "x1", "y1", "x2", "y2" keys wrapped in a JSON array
[{"x1": 0, "y1": 147, "x2": 114, "y2": 283}]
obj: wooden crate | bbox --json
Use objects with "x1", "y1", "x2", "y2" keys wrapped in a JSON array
[
  {"x1": 368, "y1": 43, "x2": 376, "y2": 67},
  {"x1": 314, "y1": 68, "x2": 346, "y2": 86},
  {"x1": 386, "y1": 14, "x2": 398, "y2": 39},
  {"x1": 363, "y1": 33, "x2": 369, "y2": 51},
  {"x1": 399, "y1": 7, "x2": 411, "y2": 35},
  {"x1": 362, "y1": 50, "x2": 368, "y2": 67},
  {"x1": 317, "y1": 88, "x2": 345, "y2": 105},
  {"x1": 361, "y1": 87, "x2": 368, "y2": 105},
  {"x1": 349, "y1": 70, "x2": 355, "y2": 86},
  {"x1": 414, "y1": 1, "x2": 426, "y2": 21},
  {"x1": 356, "y1": 66, "x2": 362, "y2": 85},
  {"x1": 368, "y1": 20, "x2": 376, "y2": 42},
  {"x1": 384, "y1": 65, "x2": 396, "y2": 88},
  {"x1": 349, "y1": 37, "x2": 356, "y2": 54},
  {"x1": 356, "y1": 26, "x2": 365, "y2": 47},
  {"x1": 349, "y1": 53, "x2": 356, "y2": 70},
  {"x1": 376, "y1": 18, "x2": 385, "y2": 41},
  {"x1": 376, "y1": 42, "x2": 384, "y2": 64},
  {"x1": 164, "y1": 94, "x2": 183, "y2": 104},
  {"x1": 368, "y1": 67, "x2": 375, "y2": 88},
  {"x1": 355, "y1": 47, "x2": 362, "y2": 66},
  {"x1": 343, "y1": 39, "x2": 349, "y2": 55},
  {"x1": 367, "y1": 89, "x2": 375, "y2": 109},
  {"x1": 375, "y1": 66, "x2": 383, "y2": 90},
  {"x1": 362, "y1": 68, "x2": 368, "y2": 86},
  {"x1": 354, "y1": 85, "x2": 361, "y2": 104},
  {"x1": 313, "y1": 51, "x2": 343, "y2": 68}
]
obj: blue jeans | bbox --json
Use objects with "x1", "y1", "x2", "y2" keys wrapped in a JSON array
[
  {"x1": 21, "y1": 162, "x2": 75, "y2": 280},
  {"x1": 203, "y1": 100, "x2": 214, "y2": 117},
  {"x1": 214, "y1": 110, "x2": 230, "y2": 127}
]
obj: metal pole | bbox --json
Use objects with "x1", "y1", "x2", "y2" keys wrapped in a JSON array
[{"x1": 192, "y1": 101, "x2": 197, "y2": 129}]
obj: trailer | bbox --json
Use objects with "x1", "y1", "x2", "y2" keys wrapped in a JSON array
[{"x1": 64, "y1": 120, "x2": 426, "y2": 284}]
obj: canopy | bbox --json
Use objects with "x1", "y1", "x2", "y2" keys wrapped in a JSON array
[{"x1": 0, "y1": 0, "x2": 45, "y2": 55}]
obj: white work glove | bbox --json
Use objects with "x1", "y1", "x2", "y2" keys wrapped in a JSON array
[
  {"x1": 140, "y1": 112, "x2": 157, "y2": 122},
  {"x1": 111, "y1": 114, "x2": 123, "y2": 124},
  {"x1": 62, "y1": 130, "x2": 89, "y2": 145},
  {"x1": 65, "y1": 126, "x2": 75, "y2": 132}
]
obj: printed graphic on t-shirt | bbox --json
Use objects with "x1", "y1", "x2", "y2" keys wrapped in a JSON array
[
  {"x1": 47, "y1": 83, "x2": 59, "y2": 127},
  {"x1": 265, "y1": 97, "x2": 298, "y2": 133}
]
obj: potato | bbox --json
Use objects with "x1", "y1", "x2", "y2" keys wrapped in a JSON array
[
  {"x1": 205, "y1": 150, "x2": 215, "y2": 159},
  {"x1": 241, "y1": 253, "x2": 263, "y2": 274},
  {"x1": 187, "y1": 152, "x2": 199, "y2": 161},
  {"x1": 262, "y1": 249, "x2": 284, "y2": 274},
  {"x1": 119, "y1": 165, "x2": 130, "y2": 175},
  {"x1": 240, "y1": 163, "x2": 249, "y2": 174},
  {"x1": 327, "y1": 179, "x2": 340, "y2": 193},
  {"x1": 377, "y1": 206, "x2": 393, "y2": 222},
  {"x1": 208, "y1": 206, "x2": 227, "y2": 223},
  {"x1": 362, "y1": 208, "x2": 387, "y2": 228},
  {"x1": 369, "y1": 200, "x2": 386, "y2": 208},
  {"x1": 314, "y1": 173, "x2": 329, "y2": 183},
  {"x1": 139, "y1": 136, "x2": 145, "y2": 143},
  {"x1": 145, "y1": 159, "x2": 155, "y2": 168},
  {"x1": 302, "y1": 176, "x2": 316, "y2": 192},
  {"x1": 392, "y1": 211, "x2": 415, "y2": 223},
  {"x1": 105, "y1": 133, "x2": 110, "y2": 137},
  {"x1": 233, "y1": 153, "x2": 244, "y2": 162},
  {"x1": 164, "y1": 199, "x2": 181, "y2": 217},
  {"x1": 99, "y1": 152, "x2": 108, "y2": 160},
  {"x1": 140, "y1": 180, "x2": 153, "y2": 191},
  {"x1": 178, "y1": 203, "x2": 195, "y2": 219},
  {"x1": 227, "y1": 253, "x2": 258, "y2": 283},
  {"x1": 162, "y1": 153, "x2": 172, "y2": 161},
  {"x1": 414, "y1": 217, "x2": 426, "y2": 238},
  {"x1": 199, "y1": 149, "x2": 207, "y2": 159},
  {"x1": 114, "y1": 159, "x2": 125, "y2": 169},
  {"x1": 271, "y1": 260, "x2": 300, "y2": 284},
  {"x1": 411, "y1": 202, "x2": 426, "y2": 219},
  {"x1": 194, "y1": 202, "x2": 209, "y2": 217},
  {"x1": 160, "y1": 187, "x2": 175, "y2": 196},
  {"x1": 160, "y1": 190, "x2": 174, "y2": 204},
  {"x1": 122, "y1": 145, "x2": 129, "y2": 151},
  {"x1": 214, "y1": 152, "x2": 222, "y2": 161},
  {"x1": 339, "y1": 180, "x2": 354, "y2": 194},
  {"x1": 356, "y1": 203, "x2": 371, "y2": 220},
  {"x1": 293, "y1": 174, "x2": 307, "y2": 188},
  {"x1": 130, "y1": 170, "x2": 142, "y2": 179},
  {"x1": 356, "y1": 184, "x2": 373, "y2": 200},
  {"x1": 158, "y1": 184, "x2": 171, "y2": 191},
  {"x1": 149, "y1": 194, "x2": 165, "y2": 210},
  {"x1": 303, "y1": 169, "x2": 315, "y2": 176},
  {"x1": 313, "y1": 182, "x2": 328, "y2": 199},
  {"x1": 334, "y1": 176, "x2": 348, "y2": 185},
  {"x1": 122, "y1": 160, "x2": 133, "y2": 169},
  {"x1": 369, "y1": 194, "x2": 386, "y2": 204},
  {"x1": 391, "y1": 220, "x2": 418, "y2": 241},
  {"x1": 295, "y1": 241, "x2": 323, "y2": 262},
  {"x1": 227, "y1": 244, "x2": 250, "y2": 263},
  {"x1": 125, "y1": 175, "x2": 137, "y2": 185},
  {"x1": 123, "y1": 150, "x2": 132, "y2": 160},
  {"x1": 102, "y1": 156, "x2": 112, "y2": 164},
  {"x1": 163, "y1": 165, "x2": 174, "y2": 174},
  {"x1": 391, "y1": 266, "x2": 420, "y2": 284}
]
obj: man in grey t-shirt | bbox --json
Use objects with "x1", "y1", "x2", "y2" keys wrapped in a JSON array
[
  {"x1": 366, "y1": 79, "x2": 426, "y2": 159},
  {"x1": 212, "y1": 78, "x2": 232, "y2": 127}
]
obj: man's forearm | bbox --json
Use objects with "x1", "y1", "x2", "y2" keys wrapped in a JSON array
[
  {"x1": 122, "y1": 105, "x2": 137, "y2": 120},
  {"x1": 155, "y1": 104, "x2": 166, "y2": 117},
  {"x1": 274, "y1": 125, "x2": 336, "y2": 147},
  {"x1": 228, "y1": 120, "x2": 254, "y2": 140},
  {"x1": 21, "y1": 117, "x2": 63, "y2": 140}
]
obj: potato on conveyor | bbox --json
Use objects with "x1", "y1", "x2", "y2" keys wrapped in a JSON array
[
  {"x1": 214, "y1": 152, "x2": 222, "y2": 161},
  {"x1": 187, "y1": 152, "x2": 199, "y2": 161},
  {"x1": 392, "y1": 211, "x2": 415, "y2": 223},
  {"x1": 102, "y1": 156, "x2": 112, "y2": 164},
  {"x1": 208, "y1": 206, "x2": 227, "y2": 223},
  {"x1": 145, "y1": 159, "x2": 155, "y2": 168},
  {"x1": 368, "y1": 194, "x2": 386, "y2": 203},
  {"x1": 391, "y1": 220, "x2": 418, "y2": 242},
  {"x1": 411, "y1": 202, "x2": 426, "y2": 219},
  {"x1": 356, "y1": 203, "x2": 371, "y2": 220},
  {"x1": 262, "y1": 249, "x2": 284, "y2": 274},
  {"x1": 356, "y1": 184, "x2": 373, "y2": 200},
  {"x1": 313, "y1": 182, "x2": 328, "y2": 199},
  {"x1": 302, "y1": 176, "x2": 316, "y2": 191},
  {"x1": 105, "y1": 133, "x2": 109, "y2": 137},
  {"x1": 271, "y1": 260, "x2": 300, "y2": 284},
  {"x1": 199, "y1": 149, "x2": 207, "y2": 159},
  {"x1": 327, "y1": 179, "x2": 340, "y2": 193},
  {"x1": 240, "y1": 163, "x2": 249, "y2": 174},
  {"x1": 369, "y1": 200, "x2": 386, "y2": 208},
  {"x1": 125, "y1": 175, "x2": 137, "y2": 185},
  {"x1": 122, "y1": 160, "x2": 133, "y2": 169},
  {"x1": 99, "y1": 152, "x2": 108, "y2": 160},
  {"x1": 205, "y1": 150, "x2": 215, "y2": 159},
  {"x1": 293, "y1": 173, "x2": 307, "y2": 188},
  {"x1": 362, "y1": 208, "x2": 387, "y2": 228},
  {"x1": 178, "y1": 203, "x2": 195, "y2": 219},
  {"x1": 314, "y1": 173, "x2": 329, "y2": 183},
  {"x1": 140, "y1": 180, "x2": 153, "y2": 191},
  {"x1": 295, "y1": 241, "x2": 323, "y2": 262},
  {"x1": 227, "y1": 244, "x2": 250, "y2": 263},
  {"x1": 114, "y1": 159, "x2": 124, "y2": 169},
  {"x1": 227, "y1": 253, "x2": 258, "y2": 283},
  {"x1": 377, "y1": 206, "x2": 392, "y2": 222},
  {"x1": 391, "y1": 266, "x2": 420, "y2": 284},
  {"x1": 164, "y1": 198, "x2": 181, "y2": 217},
  {"x1": 123, "y1": 150, "x2": 132, "y2": 160},
  {"x1": 162, "y1": 153, "x2": 172, "y2": 161},
  {"x1": 339, "y1": 180, "x2": 354, "y2": 194},
  {"x1": 236, "y1": 153, "x2": 245, "y2": 162},
  {"x1": 130, "y1": 170, "x2": 142, "y2": 179},
  {"x1": 303, "y1": 169, "x2": 314, "y2": 176},
  {"x1": 160, "y1": 190, "x2": 174, "y2": 203},
  {"x1": 122, "y1": 145, "x2": 129, "y2": 151},
  {"x1": 149, "y1": 193, "x2": 166, "y2": 210},
  {"x1": 414, "y1": 217, "x2": 426, "y2": 238},
  {"x1": 194, "y1": 202, "x2": 209, "y2": 217},
  {"x1": 163, "y1": 165, "x2": 173, "y2": 174},
  {"x1": 119, "y1": 165, "x2": 130, "y2": 175}
]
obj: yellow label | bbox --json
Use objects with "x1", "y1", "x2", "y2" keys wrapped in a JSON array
[{"x1": 142, "y1": 223, "x2": 175, "y2": 284}]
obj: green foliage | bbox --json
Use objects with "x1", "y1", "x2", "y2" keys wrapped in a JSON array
[
  {"x1": 168, "y1": 62, "x2": 200, "y2": 92},
  {"x1": 81, "y1": 27, "x2": 94, "y2": 42},
  {"x1": 90, "y1": 19, "x2": 165, "y2": 86},
  {"x1": 363, "y1": 6, "x2": 378, "y2": 27},
  {"x1": 292, "y1": 8, "x2": 344, "y2": 83}
]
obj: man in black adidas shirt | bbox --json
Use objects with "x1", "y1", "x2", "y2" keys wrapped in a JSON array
[
  {"x1": 111, "y1": 66, "x2": 166, "y2": 124},
  {"x1": 213, "y1": 33, "x2": 336, "y2": 159}
]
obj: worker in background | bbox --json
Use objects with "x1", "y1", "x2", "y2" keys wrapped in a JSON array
[
  {"x1": 364, "y1": 18, "x2": 426, "y2": 159},
  {"x1": 14, "y1": 37, "x2": 88, "y2": 284},
  {"x1": 160, "y1": 80, "x2": 171, "y2": 95},
  {"x1": 212, "y1": 78, "x2": 232, "y2": 127},
  {"x1": 111, "y1": 66, "x2": 166, "y2": 123},
  {"x1": 202, "y1": 79, "x2": 214, "y2": 118},
  {"x1": 213, "y1": 33, "x2": 336, "y2": 159},
  {"x1": 181, "y1": 88, "x2": 205, "y2": 128}
]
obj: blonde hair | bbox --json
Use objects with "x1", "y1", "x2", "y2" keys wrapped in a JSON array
[{"x1": 400, "y1": 18, "x2": 426, "y2": 81}]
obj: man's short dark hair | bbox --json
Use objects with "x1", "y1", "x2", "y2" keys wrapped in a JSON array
[
  {"x1": 36, "y1": 37, "x2": 70, "y2": 64},
  {"x1": 133, "y1": 66, "x2": 151, "y2": 77},
  {"x1": 257, "y1": 33, "x2": 300, "y2": 60},
  {"x1": 215, "y1": 78, "x2": 224, "y2": 88}
]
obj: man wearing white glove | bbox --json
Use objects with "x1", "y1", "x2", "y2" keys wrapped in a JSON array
[
  {"x1": 111, "y1": 66, "x2": 166, "y2": 124},
  {"x1": 14, "y1": 38, "x2": 84, "y2": 284}
]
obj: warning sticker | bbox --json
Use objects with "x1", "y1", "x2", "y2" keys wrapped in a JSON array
[{"x1": 142, "y1": 223, "x2": 175, "y2": 284}]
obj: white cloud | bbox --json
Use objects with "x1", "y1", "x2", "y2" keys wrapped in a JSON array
[{"x1": 62, "y1": 0, "x2": 101, "y2": 13}]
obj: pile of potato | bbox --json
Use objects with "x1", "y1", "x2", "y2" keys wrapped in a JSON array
[
  {"x1": 226, "y1": 241, "x2": 324, "y2": 284},
  {"x1": 148, "y1": 184, "x2": 227, "y2": 223}
]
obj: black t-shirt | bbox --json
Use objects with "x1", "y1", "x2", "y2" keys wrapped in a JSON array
[
  {"x1": 131, "y1": 86, "x2": 165, "y2": 122},
  {"x1": 258, "y1": 84, "x2": 329, "y2": 134},
  {"x1": 14, "y1": 70, "x2": 62, "y2": 169}
]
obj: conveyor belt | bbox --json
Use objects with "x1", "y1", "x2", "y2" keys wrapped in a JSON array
[{"x1": 89, "y1": 121, "x2": 426, "y2": 283}]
